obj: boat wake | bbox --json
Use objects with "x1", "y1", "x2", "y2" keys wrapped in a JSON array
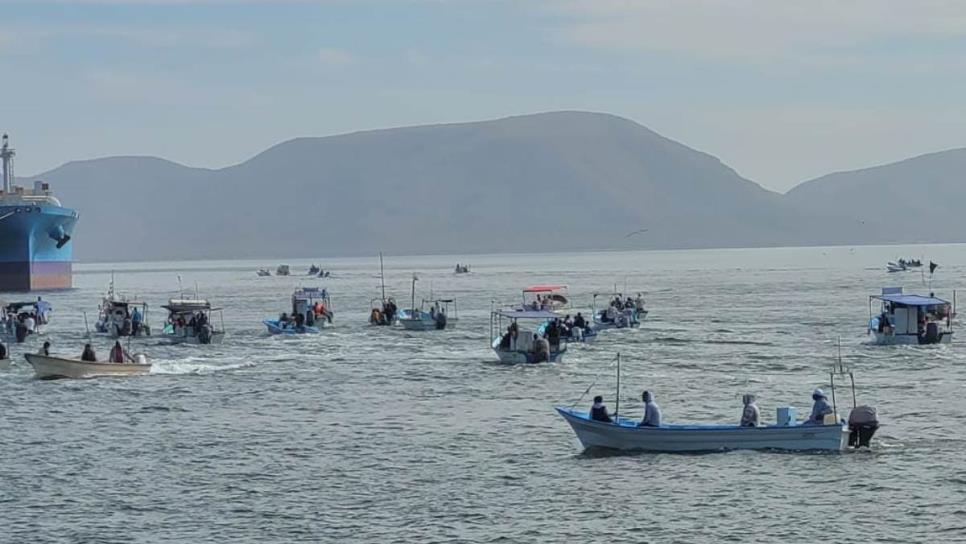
[{"x1": 150, "y1": 359, "x2": 255, "y2": 375}]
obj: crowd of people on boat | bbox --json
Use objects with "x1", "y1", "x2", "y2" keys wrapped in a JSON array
[
  {"x1": 496, "y1": 313, "x2": 593, "y2": 362},
  {"x1": 369, "y1": 298, "x2": 398, "y2": 326},
  {"x1": 277, "y1": 298, "x2": 333, "y2": 331},
  {"x1": 454, "y1": 264, "x2": 469, "y2": 274},
  {"x1": 98, "y1": 304, "x2": 146, "y2": 337},
  {"x1": 1, "y1": 297, "x2": 51, "y2": 343},
  {"x1": 167, "y1": 310, "x2": 215, "y2": 343},
  {"x1": 597, "y1": 294, "x2": 645, "y2": 324}
]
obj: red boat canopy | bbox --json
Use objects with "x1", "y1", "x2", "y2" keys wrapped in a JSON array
[{"x1": 523, "y1": 284, "x2": 567, "y2": 293}]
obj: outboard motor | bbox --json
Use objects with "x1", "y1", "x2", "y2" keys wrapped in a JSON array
[{"x1": 848, "y1": 406, "x2": 879, "y2": 448}]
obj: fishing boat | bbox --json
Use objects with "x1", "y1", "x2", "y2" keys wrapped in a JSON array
[
  {"x1": 276, "y1": 264, "x2": 290, "y2": 276},
  {"x1": 454, "y1": 264, "x2": 469, "y2": 274},
  {"x1": 369, "y1": 253, "x2": 398, "y2": 326},
  {"x1": 490, "y1": 309, "x2": 567, "y2": 363},
  {"x1": 886, "y1": 261, "x2": 906, "y2": 273},
  {"x1": 24, "y1": 352, "x2": 151, "y2": 380},
  {"x1": 256, "y1": 269, "x2": 271, "y2": 277},
  {"x1": 0, "y1": 299, "x2": 51, "y2": 341},
  {"x1": 868, "y1": 287, "x2": 954, "y2": 345},
  {"x1": 399, "y1": 299, "x2": 458, "y2": 331},
  {"x1": 94, "y1": 280, "x2": 150, "y2": 337},
  {"x1": 558, "y1": 355, "x2": 878, "y2": 453},
  {"x1": 161, "y1": 298, "x2": 226, "y2": 345},
  {"x1": 264, "y1": 287, "x2": 333, "y2": 334},
  {"x1": 592, "y1": 292, "x2": 647, "y2": 329},
  {"x1": 307, "y1": 264, "x2": 320, "y2": 276}
]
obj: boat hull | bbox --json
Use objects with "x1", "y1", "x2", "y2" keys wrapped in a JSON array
[
  {"x1": 398, "y1": 316, "x2": 457, "y2": 331},
  {"x1": 557, "y1": 408, "x2": 849, "y2": 453},
  {"x1": 264, "y1": 319, "x2": 322, "y2": 335},
  {"x1": 161, "y1": 331, "x2": 226, "y2": 345},
  {"x1": 24, "y1": 353, "x2": 150, "y2": 379},
  {"x1": 0, "y1": 204, "x2": 77, "y2": 291},
  {"x1": 869, "y1": 331, "x2": 952, "y2": 345}
]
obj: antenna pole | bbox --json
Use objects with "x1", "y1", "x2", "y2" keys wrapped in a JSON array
[
  {"x1": 379, "y1": 252, "x2": 386, "y2": 301},
  {"x1": 829, "y1": 370, "x2": 837, "y2": 421},
  {"x1": 615, "y1": 352, "x2": 621, "y2": 423},
  {"x1": 837, "y1": 336, "x2": 843, "y2": 373},
  {"x1": 849, "y1": 371, "x2": 857, "y2": 409}
]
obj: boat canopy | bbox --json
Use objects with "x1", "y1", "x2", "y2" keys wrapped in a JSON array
[
  {"x1": 493, "y1": 309, "x2": 559, "y2": 319},
  {"x1": 294, "y1": 287, "x2": 328, "y2": 299},
  {"x1": 163, "y1": 299, "x2": 218, "y2": 312},
  {"x1": 872, "y1": 294, "x2": 950, "y2": 307},
  {"x1": 523, "y1": 284, "x2": 566, "y2": 293}
]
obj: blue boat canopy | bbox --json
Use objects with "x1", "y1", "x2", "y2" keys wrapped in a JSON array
[
  {"x1": 873, "y1": 294, "x2": 950, "y2": 306},
  {"x1": 494, "y1": 309, "x2": 559, "y2": 319}
]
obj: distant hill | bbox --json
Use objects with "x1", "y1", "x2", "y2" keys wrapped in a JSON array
[
  {"x1": 783, "y1": 148, "x2": 966, "y2": 246},
  {"x1": 19, "y1": 111, "x2": 966, "y2": 262}
]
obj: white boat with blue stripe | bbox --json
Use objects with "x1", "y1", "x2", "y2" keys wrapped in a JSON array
[{"x1": 868, "y1": 287, "x2": 954, "y2": 345}]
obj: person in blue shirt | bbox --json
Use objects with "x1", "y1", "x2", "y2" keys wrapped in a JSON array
[
  {"x1": 131, "y1": 307, "x2": 142, "y2": 335},
  {"x1": 805, "y1": 388, "x2": 833, "y2": 425},
  {"x1": 638, "y1": 390, "x2": 662, "y2": 427}
]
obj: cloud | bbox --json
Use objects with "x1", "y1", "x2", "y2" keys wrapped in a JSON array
[
  {"x1": 547, "y1": 0, "x2": 966, "y2": 64},
  {"x1": 317, "y1": 47, "x2": 355, "y2": 66}
]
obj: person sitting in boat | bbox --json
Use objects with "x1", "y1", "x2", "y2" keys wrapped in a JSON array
[
  {"x1": 81, "y1": 343, "x2": 97, "y2": 362},
  {"x1": 121, "y1": 315, "x2": 133, "y2": 336},
  {"x1": 14, "y1": 319, "x2": 27, "y2": 343},
  {"x1": 531, "y1": 334, "x2": 550, "y2": 363},
  {"x1": 591, "y1": 395, "x2": 613, "y2": 423},
  {"x1": 805, "y1": 388, "x2": 833, "y2": 425},
  {"x1": 740, "y1": 394, "x2": 760, "y2": 427},
  {"x1": 546, "y1": 319, "x2": 562, "y2": 351},
  {"x1": 635, "y1": 294, "x2": 645, "y2": 311},
  {"x1": 38, "y1": 341, "x2": 50, "y2": 356},
  {"x1": 0, "y1": 342, "x2": 6, "y2": 360},
  {"x1": 605, "y1": 304, "x2": 618, "y2": 323},
  {"x1": 294, "y1": 312, "x2": 305, "y2": 330},
  {"x1": 24, "y1": 314, "x2": 36, "y2": 334},
  {"x1": 110, "y1": 341, "x2": 125, "y2": 363},
  {"x1": 638, "y1": 390, "x2": 662, "y2": 427}
]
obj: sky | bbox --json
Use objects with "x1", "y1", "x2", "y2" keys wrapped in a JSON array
[{"x1": 2, "y1": 0, "x2": 966, "y2": 192}]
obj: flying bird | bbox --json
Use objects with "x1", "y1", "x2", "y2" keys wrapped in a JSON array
[{"x1": 625, "y1": 228, "x2": 649, "y2": 238}]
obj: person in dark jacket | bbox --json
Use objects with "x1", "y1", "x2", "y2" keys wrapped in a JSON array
[
  {"x1": 81, "y1": 343, "x2": 97, "y2": 362},
  {"x1": 591, "y1": 395, "x2": 613, "y2": 423}
]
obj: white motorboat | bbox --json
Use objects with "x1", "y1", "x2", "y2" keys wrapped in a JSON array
[
  {"x1": 490, "y1": 309, "x2": 567, "y2": 363},
  {"x1": 24, "y1": 352, "x2": 151, "y2": 380},
  {"x1": 264, "y1": 287, "x2": 333, "y2": 334},
  {"x1": 592, "y1": 292, "x2": 647, "y2": 330},
  {"x1": 868, "y1": 287, "x2": 954, "y2": 345},
  {"x1": 161, "y1": 298, "x2": 226, "y2": 345},
  {"x1": 398, "y1": 299, "x2": 458, "y2": 331},
  {"x1": 94, "y1": 280, "x2": 150, "y2": 337}
]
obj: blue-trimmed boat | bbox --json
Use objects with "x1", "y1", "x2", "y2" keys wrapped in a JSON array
[
  {"x1": 264, "y1": 287, "x2": 333, "y2": 335},
  {"x1": 490, "y1": 309, "x2": 567, "y2": 363},
  {"x1": 868, "y1": 287, "x2": 954, "y2": 345},
  {"x1": 556, "y1": 408, "x2": 850, "y2": 453}
]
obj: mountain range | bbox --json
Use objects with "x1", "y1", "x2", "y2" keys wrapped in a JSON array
[{"x1": 21, "y1": 111, "x2": 966, "y2": 262}]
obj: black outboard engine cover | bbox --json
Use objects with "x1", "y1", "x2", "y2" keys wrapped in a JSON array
[{"x1": 848, "y1": 406, "x2": 879, "y2": 448}]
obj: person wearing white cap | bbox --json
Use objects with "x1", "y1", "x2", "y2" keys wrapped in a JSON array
[{"x1": 805, "y1": 388, "x2": 833, "y2": 425}]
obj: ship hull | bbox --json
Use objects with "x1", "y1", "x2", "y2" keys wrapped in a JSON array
[{"x1": 0, "y1": 205, "x2": 77, "y2": 291}]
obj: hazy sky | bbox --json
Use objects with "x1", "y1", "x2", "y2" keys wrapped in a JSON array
[{"x1": 2, "y1": 0, "x2": 966, "y2": 192}]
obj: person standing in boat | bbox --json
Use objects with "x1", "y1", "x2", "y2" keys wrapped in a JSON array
[
  {"x1": 740, "y1": 394, "x2": 760, "y2": 427},
  {"x1": 574, "y1": 312, "x2": 586, "y2": 330},
  {"x1": 131, "y1": 306, "x2": 143, "y2": 336},
  {"x1": 591, "y1": 395, "x2": 613, "y2": 423},
  {"x1": 81, "y1": 343, "x2": 97, "y2": 362},
  {"x1": 805, "y1": 388, "x2": 833, "y2": 425},
  {"x1": 0, "y1": 341, "x2": 6, "y2": 360},
  {"x1": 531, "y1": 333, "x2": 550, "y2": 363},
  {"x1": 638, "y1": 390, "x2": 662, "y2": 427},
  {"x1": 110, "y1": 341, "x2": 125, "y2": 363},
  {"x1": 37, "y1": 341, "x2": 50, "y2": 356}
]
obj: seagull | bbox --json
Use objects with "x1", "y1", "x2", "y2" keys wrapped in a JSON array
[{"x1": 625, "y1": 228, "x2": 649, "y2": 238}]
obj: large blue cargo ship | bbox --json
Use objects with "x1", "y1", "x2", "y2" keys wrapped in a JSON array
[{"x1": 0, "y1": 135, "x2": 78, "y2": 291}]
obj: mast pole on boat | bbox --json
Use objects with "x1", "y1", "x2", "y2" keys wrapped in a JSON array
[
  {"x1": 614, "y1": 352, "x2": 621, "y2": 423},
  {"x1": 829, "y1": 370, "x2": 837, "y2": 421},
  {"x1": 849, "y1": 371, "x2": 857, "y2": 409},
  {"x1": 379, "y1": 252, "x2": 386, "y2": 301},
  {"x1": 410, "y1": 274, "x2": 418, "y2": 313}
]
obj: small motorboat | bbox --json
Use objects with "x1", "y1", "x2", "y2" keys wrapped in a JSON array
[
  {"x1": 454, "y1": 264, "x2": 470, "y2": 274},
  {"x1": 264, "y1": 287, "x2": 333, "y2": 335},
  {"x1": 161, "y1": 298, "x2": 226, "y2": 345},
  {"x1": 24, "y1": 352, "x2": 151, "y2": 380},
  {"x1": 0, "y1": 299, "x2": 52, "y2": 341},
  {"x1": 94, "y1": 280, "x2": 151, "y2": 337},
  {"x1": 868, "y1": 287, "x2": 954, "y2": 345},
  {"x1": 520, "y1": 284, "x2": 570, "y2": 312},
  {"x1": 490, "y1": 309, "x2": 567, "y2": 363},
  {"x1": 558, "y1": 357, "x2": 878, "y2": 453},
  {"x1": 886, "y1": 261, "x2": 906, "y2": 273},
  {"x1": 556, "y1": 407, "x2": 851, "y2": 452},
  {"x1": 592, "y1": 292, "x2": 647, "y2": 330},
  {"x1": 276, "y1": 264, "x2": 290, "y2": 276},
  {"x1": 369, "y1": 253, "x2": 398, "y2": 326},
  {"x1": 256, "y1": 269, "x2": 271, "y2": 277},
  {"x1": 307, "y1": 264, "x2": 321, "y2": 276},
  {"x1": 398, "y1": 299, "x2": 458, "y2": 331}
]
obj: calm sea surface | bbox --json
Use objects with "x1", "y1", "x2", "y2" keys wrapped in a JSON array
[{"x1": 3, "y1": 245, "x2": 966, "y2": 543}]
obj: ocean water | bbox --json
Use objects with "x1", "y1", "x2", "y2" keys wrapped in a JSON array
[{"x1": 2, "y1": 245, "x2": 966, "y2": 543}]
